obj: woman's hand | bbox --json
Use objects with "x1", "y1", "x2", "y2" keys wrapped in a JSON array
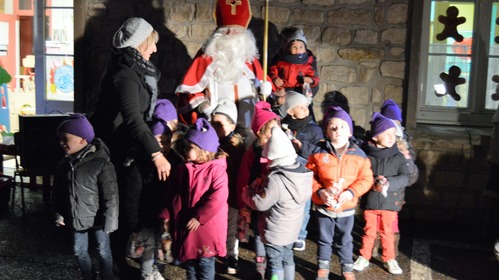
[{"x1": 153, "y1": 152, "x2": 171, "y2": 181}]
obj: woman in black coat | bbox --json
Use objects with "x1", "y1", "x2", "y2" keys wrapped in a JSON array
[{"x1": 91, "y1": 17, "x2": 170, "y2": 279}]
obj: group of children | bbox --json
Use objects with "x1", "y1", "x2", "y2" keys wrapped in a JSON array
[{"x1": 51, "y1": 26, "x2": 418, "y2": 280}]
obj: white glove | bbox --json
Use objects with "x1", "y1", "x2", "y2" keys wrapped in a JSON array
[
  {"x1": 260, "y1": 80, "x2": 272, "y2": 97},
  {"x1": 337, "y1": 190, "x2": 354, "y2": 205}
]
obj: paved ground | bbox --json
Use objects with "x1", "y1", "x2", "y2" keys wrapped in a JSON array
[{"x1": 1, "y1": 185, "x2": 499, "y2": 280}]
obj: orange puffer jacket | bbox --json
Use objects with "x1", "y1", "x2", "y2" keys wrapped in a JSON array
[{"x1": 305, "y1": 140, "x2": 373, "y2": 213}]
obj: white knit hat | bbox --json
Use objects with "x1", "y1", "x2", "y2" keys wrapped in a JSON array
[
  {"x1": 113, "y1": 17, "x2": 153, "y2": 49},
  {"x1": 284, "y1": 91, "x2": 309, "y2": 113},
  {"x1": 263, "y1": 126, "x2": 297, "y2": 167},
  {"x1": 213, "y1": 99, "x2": 238, "y2": 124},
  {"x1": 287, "y1": 28, "x2": 307, "y2": 47}
]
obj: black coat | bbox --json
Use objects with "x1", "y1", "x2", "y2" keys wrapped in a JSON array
[
  {"x1": 91, "y1": 48, "x2": 161, "y2": 163},
  {"x1": 361, "y1": 142, "x2": 410, "y2": 212},
  {"x1": 53, "y1": 138, "x2": 119, "y2": 232}
]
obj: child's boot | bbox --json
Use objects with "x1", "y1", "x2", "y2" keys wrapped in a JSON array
[
  {"x1": 342, "y1": 263, "x2": 356, "y2": 280},
  {"x1": 316, "y1": 260, "x2": 330, "y2": 280}
]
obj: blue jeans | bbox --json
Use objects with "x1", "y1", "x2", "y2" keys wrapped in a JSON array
[
  {"x1": 184, "y1": 257, "x2": 215, "y2": 280},
  {"x1": 298, "y1": 198, "x2": 312, "y2": 240},
  {"x1": 74, "y1": 228, "x2": 113, "y2": 280},
  {"x1": 265, "y1": 243, "x2": 294, "y2": 271},
  {"x1": 316, "y1": 212, "x2": 354, "y2": 271}
]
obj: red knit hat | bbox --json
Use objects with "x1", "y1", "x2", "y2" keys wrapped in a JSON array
[
  {"x1": 251, "y1": 101, "x2": 279, "y2": 135},
  {"x1": 214, "y1": 0, "x2": 252, "y2": 28}
]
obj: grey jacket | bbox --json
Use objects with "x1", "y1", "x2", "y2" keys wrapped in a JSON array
[
  {"x1": 54, "y1": 138, "x2": 119, "y2": 232},
  {"x1": 242, "y1": 162, "x2": 313, "y2": 246}
]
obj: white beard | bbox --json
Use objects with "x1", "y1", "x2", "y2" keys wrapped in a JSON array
[{"x1": 204, "y1": 27, "x2": 259, "y2": 85}]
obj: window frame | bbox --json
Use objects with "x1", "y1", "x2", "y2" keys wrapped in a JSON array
[{"x1": 409, "y1": 0, "x2": 498, "y2": 128}]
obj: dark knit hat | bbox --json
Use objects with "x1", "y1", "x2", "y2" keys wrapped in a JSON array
[
  {"x1": 371, "y1": 112, "x2": 396, "y2": 138},
  {"x1": 323, "y1": 106, "x2": 353, "y2": 134},
  {"x1": 113, "y1": 17, "x2": 153, "y2": 49},
  {"x1": 186, "y1": 118, "x2": 219, "y2": 153},
  {"x1": 251, "y1": 101, "x2": 280, "y2": 135},
  {"x1": 380, "y1": 99, "x2": 402, "y2": 122},
  {"x1": 57, "y1": 113, "x2": 95, "y2": 142}
]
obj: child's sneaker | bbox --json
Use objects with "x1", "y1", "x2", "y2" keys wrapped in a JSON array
[
  {"x1": 342, "y1": 271, "x2": 356, "y2": 280},
  {"x1": 353, "y1": 256, "x2": 369, "y2": 271},
  {"x1": 142, "y1": 271, "x2": 164, "y2": 280},
  {"x1": 316, "y1": 269, "x2": 329, "y2": 280},
  {"x1": 293, "y1": 239, "x2": 306, "y2": 251},
  {"x1": 226, "y1": 256, "x2": 238, "y2": 275},
  {"x1": 384, "y1": 259, "x2": 403, "y2": 274}
]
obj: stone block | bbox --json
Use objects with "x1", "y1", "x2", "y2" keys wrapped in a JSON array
[
  {"x1": 170, "y1": 2, "x2": 195, "y2": 22},
  {"x1": 372, "y1": 87, "x2": 383, "y2": 103},
  {"x1": 427, "y1": 169, "x2": 466, "y2": 189},
  {"x1": 195, "y1": 3, "x2": 214, "y2": 22},
  {"x1": 329, "y1": 8, "x2": 372, "y2": 25},
  {"x1": 387, "y1": 3, "x2": 408, "y2": 24},
  {"x1": 340, "y1": 86, "x2": 369, "y2": 105},
  {"x1": 337, "y1": 0, "x2": 369, "y2": 4},
  {"x1": 190, "y1": 24, "x2": 215, "y2": 42},
  {"x1": 291, "y1": 9, "x2": 324, "y2": 24},
  {"x1": 389, "y1": 47, "x2": 405, "y2": 57},
  {"x1": 166, "y1": 23, "x2": 188, "y2": 39},
  {"x1": 381, "y1": 28, "x2": 407, "y2": 45},
  {"x1": 267, "y1": 6, "x2": 291, "y2": 23},
  {"x1": 354, "y1": 29, "x2": 378, "y2": 44},
  {"x1": 359, "y1": 67, "x2": 375, "y2": 84},
  {"x1": 380, "y1": 61, "x2": 405, "y2": 79},
  {"x1": 317, "y1": 47, "x2": 337, "y2": 63},
  {"x1": 322, "y1": 27, "x2": 352, "y2": 46},
  {"x1": 321, "y1": 65, "x2": 356, "y2": 83},
  {"x1": 303, "y1": 0, "x2": 335, "y2": 5},
  {"x1": 338, "y1": 48, "x2": 383, "y2": 61},
  {"x1": 384, "y1": 85, "x2": 403, "y2": 103}
]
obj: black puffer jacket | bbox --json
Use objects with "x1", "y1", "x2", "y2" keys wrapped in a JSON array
[
  {"x1": 361, "y1": 142, "x2": 410, "y2": 212},
  {"x1": 53, "y1": 138, "x2": 119, "y2": 232}
]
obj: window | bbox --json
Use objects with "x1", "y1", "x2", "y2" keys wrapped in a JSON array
[
  {"x1": 44, "y1": 0, "x2": 74, "y2": 102},
  {"x1": 416, "y1": 0, "x2": 499, "y2": 126}
]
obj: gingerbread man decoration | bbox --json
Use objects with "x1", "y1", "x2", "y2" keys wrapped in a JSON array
[
  {"x1": 491, "y1": 75, "x2": 499, "y2": 101},
  {"x1": 439, "y1": 65, "x2": 465, "y2": 101},
  {"x1": 436, "y1": 6, "x2": 466, "y2": 42}
]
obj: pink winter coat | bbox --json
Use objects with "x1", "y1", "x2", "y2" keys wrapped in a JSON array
[{"x1": 160, "y1": 158, "x2": 229, "y2": 262}]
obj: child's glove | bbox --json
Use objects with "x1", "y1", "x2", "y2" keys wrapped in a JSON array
[
  {"x1": 337, "y1": 190, "x2": 354, "y2": 205},
  {"x1": 260, "y1": 80, "x2": 272, "y2": 98},
  {"x1": 373, "y1": 175, "x2": 389, "y2": 197}
]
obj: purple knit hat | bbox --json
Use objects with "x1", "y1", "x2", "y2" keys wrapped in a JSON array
[
  {"x1": 186, "y1": 118, "x2": 219, "y2": 153},
  {"x1": 57, "y1": 113, "x2": 95, "y2": 142},
  {"x1": 322, "y1": 106, "x2": 353, "y2": 134},
  {"x1": 251, "y1": 101, "x2": 280, "y2": 135},
  {"x1": 380, "y1": 99, "x2": 402, "y2": 122},
  {"x1": 371, "y1": 112, "x2": 396, "y2": 138},
  {"x1": 153, "y1": 99, "x2": 177, "y2": 122}
]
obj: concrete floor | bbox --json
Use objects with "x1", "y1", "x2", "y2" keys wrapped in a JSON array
[{"x1": 1, "y1": 171, "x2": 499, "y2": 279}]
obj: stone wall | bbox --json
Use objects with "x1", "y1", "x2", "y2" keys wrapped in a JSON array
[{"x1": 78, "y1": 0, "x2": 491, "y2": 227}]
